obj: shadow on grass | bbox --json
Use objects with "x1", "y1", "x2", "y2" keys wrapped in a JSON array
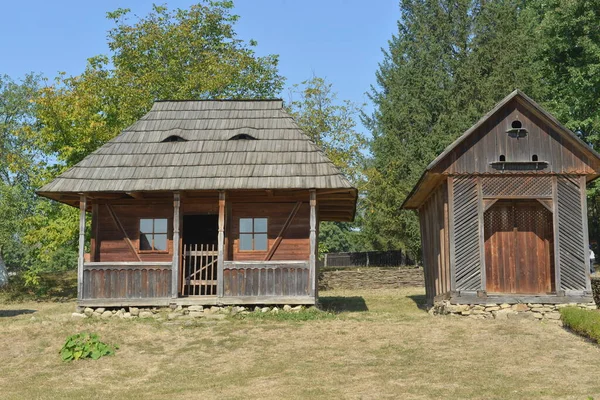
[
  {"x1": 0, "y1": 309, "x2": 36, "y2": 317},
  {"x1": 320, "y1": 296, "x2": 369, "y2": 313},
  {"x1": 407, "y1": 294, "x2": 429, "y2": 312}
]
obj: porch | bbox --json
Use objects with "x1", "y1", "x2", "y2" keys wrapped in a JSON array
[{"x1": 73, "y1": 188, "x2": 354, "y2": 307}]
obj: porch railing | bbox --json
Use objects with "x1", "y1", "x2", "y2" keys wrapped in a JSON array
[
  {"x1": 82, "y1": 262, "x2": 172, "y2": 301},
  {"x1": 223, "y1": 261, "x2": 311, "y2": 297}
]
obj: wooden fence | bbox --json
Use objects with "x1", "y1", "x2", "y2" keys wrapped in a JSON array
[{"x1": 317, "y1": 250, "x2": 414, "y2": 268}]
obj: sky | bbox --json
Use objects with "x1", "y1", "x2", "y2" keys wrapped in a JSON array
[{"x1": 0, "y1": 0, "x2": 399, "y2": 133}]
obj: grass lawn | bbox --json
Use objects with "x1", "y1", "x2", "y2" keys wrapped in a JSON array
[{"x1": 1, "y1": 287, "x2": 600, "y2": 399}]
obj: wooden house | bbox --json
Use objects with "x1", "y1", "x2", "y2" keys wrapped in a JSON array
[
  {"x1": 38, "y1": 100, "x2": 357, "y2": 307},
  {"x1": 403, "y1": 90, "x2": 600, "y2": 305}
]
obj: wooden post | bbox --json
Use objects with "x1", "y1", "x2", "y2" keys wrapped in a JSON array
[
  {"x1": 309, "y1": 190, "x2": 317, "y2": 299},
  {"x1": 217, "y1": 191, "x2": 226, "y2": 298},
  {"x1": 172, "y1": 192, "x2": 181, "y2": 299},
  {"x1": 78, "y1": 195, "x2": 86, "y2": 301}
]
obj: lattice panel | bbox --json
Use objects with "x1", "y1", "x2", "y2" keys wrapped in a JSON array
[
  {"x1": 481, "y1": 176, "x2": 552, "y2": 197},
  {"x1": 557, "y1": 177, "x2": 587, "y2": 291},
  {"x1": 453, "y1": 176, "x2": 481, "y2": 291}
]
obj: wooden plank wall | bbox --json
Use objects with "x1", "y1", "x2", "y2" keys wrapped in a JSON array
[
  {"x1": 556, "y1": 176, "x2": 588, "y2": 291},
  {"x1": 223, "y1": 262, "x2": 310, "y2": 297},
  {"x1": 453, "y1": 177, "x2": 482, "y2": 291},
  {"x1": 433, "y1": 99, "x2": 598, "y2": 175},
  {"x1": 95, "y1": 202, "x2": 173, "y2": 262},
  {"x1": 82, "y1": 265, "x2": 172, "y2": 299},
  {"x1": 419, "y1": 181, "x2": 451, "y2": 302},
  {"x1": 230, "y1": 202, "x2": 310, "y2": 261}
]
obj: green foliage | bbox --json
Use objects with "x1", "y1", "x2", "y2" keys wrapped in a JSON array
[
  {"x1": 59, "y1": 332, "x2": 118, "y2": 362},
  {"x1": 560, "y1": 307, "x2": 600, "y2": 343},
  {"x1": 287, "y1": 75, "x2": 366, "y2": 184},
  {"x1": 35, "y1": 2, "x2": 284, "y2": 168},
  {"x1": 287, "y1": 76, "x2": 368, "y2": 252},
  {"x1": 12, "y1": 1, "x2": 285, "y2": 286},
  {"x1": 363, "y1": 0, "x2": 600, "y2": 257}
]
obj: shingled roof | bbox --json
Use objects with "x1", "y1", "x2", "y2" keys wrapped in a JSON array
[{"x1": 38, "y1": 100, "x2": 354, "y2": 195}]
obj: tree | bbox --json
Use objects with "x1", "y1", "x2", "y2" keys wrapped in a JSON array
[
  {"x1": 16, "y1": 2, "x2": 286, "y2": 284},
  {"x1": 363, "y1": 0, "x2": 540, "y2": 258},
  {"x1": 35, "y1": 1, "x2": 284, "y2": 167},
  {"x1": 286, "y1": 76, "x2": 367, "y2": 253},
  {"x1": 0, "y1": 74, "x2": 46, "y2": 275}
]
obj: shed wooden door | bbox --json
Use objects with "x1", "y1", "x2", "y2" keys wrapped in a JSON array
[{"x1": 484, "y1": 201, "x2": 554, "y2": 294}]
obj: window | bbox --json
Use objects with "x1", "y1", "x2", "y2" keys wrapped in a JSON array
[
  {"x1": 162, "y1": 135, "x2": 186, "y2": 142},
  {"x1": 140, "y1": 218, "x2": 168, "y2": 251},
  {"x1": 532, "y1": 154, "x2": 538, "y2": 161},
  {"x1": 239, "y1": 218, "x2": 268, "y2": 251},
  {"x1": 229, "y1": 133, "x2": 257, "y2": 140},
  {"x1": 511, "y1": 120, "x2": 522, "y2": 129},
  {"x1": 499, "y1": 154, "x2": 506, "y2": 161}
]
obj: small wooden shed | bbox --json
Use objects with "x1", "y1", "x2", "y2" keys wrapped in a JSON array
[
  {"x1": 403, "y1": 90, "x2": 600, "y2": 305},
  {"x1": 38, "y1": 100, "x2": 357, "y2": 307}
]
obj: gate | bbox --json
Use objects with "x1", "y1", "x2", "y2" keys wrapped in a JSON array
[{"x1": 180, "y1": 243, "x2": 218, "y2": 296}]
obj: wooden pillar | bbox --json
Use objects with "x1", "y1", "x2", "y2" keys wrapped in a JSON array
[
  {"x1": 309, "y1": 189, "x2": 317, "y2": 299},
  {"x1": 90, "y1": 203, "x2": 99, "y2": 262},
  {"x1": 172, "y1": 192, "x2": 181, "y2": 299},
  {"x1": 217, "y1": 191, "x2": 226, "y2": 298},
  {"x1": 77, "y1": 195, "x2": 86, "y2": 301}
]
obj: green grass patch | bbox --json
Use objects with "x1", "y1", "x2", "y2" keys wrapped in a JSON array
[
  {"x1": 234, "y1": 307, "x2": 337, "y2": 321},
  {"x1": 560, "y1": 306, "x2": 600, "y2": 343}
]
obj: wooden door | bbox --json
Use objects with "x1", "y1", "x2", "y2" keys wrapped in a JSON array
[{"x1": 484, "y1": 201, "x2": 554, "y2": 294}]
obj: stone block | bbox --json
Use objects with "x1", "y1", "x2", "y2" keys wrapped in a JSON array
[
  {"x1": 189, "y1": 311, "x2": 204, "y2": 318},
  {"x1": 129, "y1": 307, "x2": 140, "y2": 317},
  {"x1": 188, "y1": 305, "x2": 203, "y2": 312},
  {"x1": 95, "y1": 308, "x2": 106, "y2": 314},
  {"x1": 545, "y1": 312, "x2": 561, "y2": 320},
  {"x1": 71, "y1": 312, "x2": 86, "y2": 319},
  {"x1": 283, "y1": 305, "x2": 292, "y2": 312},
  {"x1": 485, "y1": 306, "x2": 500, "y2": 312},
  {"x1": 500, "y1": 303, "x2": 511, "y2": 309},
  {"x1": 139, "y1": 311, "x2": 153, "y2": 319},
  {"x1": 83, "y1": 307, "x2": 94, "y2": 317},
  {"x1": 511, "y1": 304, "x2": 529, "y2": 312}
]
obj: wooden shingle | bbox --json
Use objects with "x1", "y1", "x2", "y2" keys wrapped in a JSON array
[{"x1": 39, "y1": 100, "x2": 353, "y2": 194}]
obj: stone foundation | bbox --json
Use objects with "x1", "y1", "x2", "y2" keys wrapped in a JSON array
[
  {"x1": 431, "y1": 300, "x2": 597, "y2": 323},
  {"x1": 71, "y1": 304, "x2": 307, "y2": 320}
]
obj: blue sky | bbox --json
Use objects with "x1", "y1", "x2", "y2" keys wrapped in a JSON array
[{"x1": 1, "y1": 1, "x2": 399, "y2": 132}]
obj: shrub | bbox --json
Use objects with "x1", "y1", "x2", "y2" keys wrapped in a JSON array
[
  {"x1": 60, "y1": 333, "x2": 118, "y2": 362},
  {"x1": 560, "y1": 307, "x2": 600, "y2": 343},
  {"x1": 591, "y1": 277, "x2": 600, "y2": 308}
]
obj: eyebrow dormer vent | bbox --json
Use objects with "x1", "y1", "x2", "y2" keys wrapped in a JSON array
[
  {"x1": 229, "y1": 133, "x2": 257, "y2": 140},
  {"x1": 162, "y1": 135, "x2": 187, "y2": 142}
]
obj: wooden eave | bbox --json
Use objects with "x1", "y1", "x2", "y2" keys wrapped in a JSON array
[
  {"x1": 37, "y1": 187, "x2": 357, "y2": 222},
  {"x1": 401, "y1": 90, "x2": 600, "y2": 210}
]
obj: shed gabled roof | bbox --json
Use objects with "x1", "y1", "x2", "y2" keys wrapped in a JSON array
[
  {"x1": 38, "y1": 100, "x2": 354, "y2": 195},
  {"x1": 402, "y1": 90, "x2": 600, "y2": 209}
]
